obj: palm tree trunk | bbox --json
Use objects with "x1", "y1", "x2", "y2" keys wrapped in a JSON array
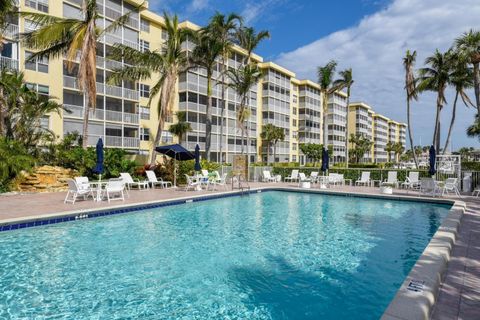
[
  {"x1": 219, "y1": 55, "x2": 226, "y2": 163},
  {"x1": 273, "y1": 141, "x2": 277, "y2": 163},
  {"x1": 345, "y1": 94, "x2": 350, "y2": 168},
  {"x1": 240, "y1": 127, "x2": 245, "y2": 154},
  {"x1": 432, "y1": 97, "x2": 442, "y2": 151},
  {"x1": 82, "y1": 91, "x2": 90, "y2": 149},
  {"x1": 443, "y1": 91, "x2": 459, "y2": 154},
  {"x1": 150, "y1": 117, "x2": 164, "y2": 165},
  {"x1": 266, "y1": 141, "x2": 270, "y2": 164},
  {"x1": 322, "y1": 91, "x2": 328, "y2": 146},
  {"x1": 474, "y1": 62, "x2": 480, "y2": 114},
  {"x1": 0, "y1": 87, "x2": 5, "y2": 137},
  {"x1": 406, "y1": 98, "x2": 419, "y2": 168},
  {"x1": 205, "y1": 72, "x2": 212, "y2": 161}
]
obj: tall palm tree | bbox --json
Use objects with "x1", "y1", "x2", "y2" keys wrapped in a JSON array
[
  {"x1": 467, "y1": 113, "x2": 480, "y2": 139},
  {"x1": 385, "y1": 141, "x2": 394, "y2": 162},
  {"x1": 403, "y1": 50, "x2": 419, "y2": 168},
  {"x1": 168, "y1": 111, "x2": 191, "y2": 143},
  {"x1": 109, "y1": 13, "x2": 190, "y2": 166},
  {"x1": 226, "y1": 63, "x2": 262, "y2": 155},
  {"x1": 455, "y1": 29, "x2": 480, "y2": 114},
  {"x1": 317, "y1": 60, "x2": 339, "y2": 153},
  {"x1": 393, "y1": 142, "x2": 405, "y2": 163},
  {"x1": 204, "y1": 12, "x2": 242, "y2": 163},
  {"x1": 261, "y1": 124, "x2": 285, "y2": 163},
  {"x1": 418, "y1": 49, "x2": 454, "y2": 152},
  {"x1": 190, "y1": 31, "x2": 223, "y2": 161},
  {"x1": 21, "y1": 0, "x2": 140, "y2": 149},
  {"x1": 333, "y1": 68, "x2": 354, "y2": 167},
  {"x1": 443, "y1": 57, "x2": 474, "y2": 154},
  {"x1": 236, "y1": 26, "x2": 270, "y2": 64}
]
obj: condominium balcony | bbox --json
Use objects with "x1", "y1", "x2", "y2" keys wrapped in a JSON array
[
  {"x1": 87, "y1": 135, "x2": 139, "y2": 148},
  {"x1": 4, "y1": 24, "x2": 18, "y2": 39},
  {"x1": 63, "y1": 76, "x2": 139, "y2": 101},
  {"x1": 64, "y1": 104, "x2": 139, "y2": 124},
  {"x1": 104, "y1": 34, "x2": 138, "y2": 51},
  {"x1": 0, "y1": 56, "x2": 19, "y2": 70}
]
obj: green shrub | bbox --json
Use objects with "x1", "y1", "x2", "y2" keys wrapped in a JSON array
[
  {"x1": 462, "y1": 162, "x2": 480, "y2": 171},
  {"x1": 0, "y1": 138, "x2": 34, "y2": 192}
]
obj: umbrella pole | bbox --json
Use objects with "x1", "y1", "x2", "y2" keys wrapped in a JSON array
[{"x1": 174, "y1": 155, "x2": 177, "y2": 188}]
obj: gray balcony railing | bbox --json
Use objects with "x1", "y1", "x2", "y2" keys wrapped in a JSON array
[
  {"x1": 0, "y1": 56, "x2": 19, "y2": 70},
  {"x1": 63, "y1": 104, "x2": 104, "y2": 121},
  {"x1": 63, "y1": 76, "x2": 139, "y2": 101},
  {"x1": 64, "y1": 104, "x2": 139, "y2": 124},
  {"x1": 4, "y1": 24, "x2": 18, "y2": 39}
]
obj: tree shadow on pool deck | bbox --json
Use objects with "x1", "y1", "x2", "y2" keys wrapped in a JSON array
[{"x1": 226, "y1": 255, "x2": 376, "y2": 320}]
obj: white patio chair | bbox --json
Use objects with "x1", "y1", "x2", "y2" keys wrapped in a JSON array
[
  {"x1": 104, "y1": 178, "x2": 125, "y2": 202},
  {"x1": 381, "y1": 171, "x2": 399, "y2": 188},
  {"x1": 75, "y1": 176, "x2": 91, "y2": 192},
  {"x1": 442, "y1": 178, "x2": 461, "y2": 197},
  {"x1": 262, "y1": 171, "x2": 277, "y2": 183},
  {"x1": 401, "y1": 172, "x2": 420, "y2": 190},
  {"x1": 209, "y1": 173, "x2": 229, "y2": 191},
  {"x1": 419, "y1": 178, "x2": 439, "y2": 197},
  {"x1": 473, "y1": 187, "x2": 480, "y2": 197},
  {"x1": 285, "y1": 169, "x2": 299, "y2": 182},
  {"x1": 185, "y1": 174, "x2": 201, "y2": 191},
  {"x1": 201, "y1": 169, "x2": 209, "y2": 177},
  {"x1": 64, "y1": 179, "x2": 94, "y2": 204},
  {"x1": 329, "y1": 173, "x2": 345, "y2": 186},
  {"x1": 355, "y1": 172, "x2": 371, "y2": 186},
  {"x1": 120, "y1": 173, "x2": 148, "y2": 190},
  {"x1": 146, "y1": 170, "x2": 172, "y2": 188},
  {"x1": 310, "y1": 171, "x2": 319, "y2": 183}
]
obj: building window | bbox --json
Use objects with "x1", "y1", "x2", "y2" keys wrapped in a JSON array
[
  {"x1": 140, "y1": 128, "x2": 150, "y2": 141},
  {"x1": 40, "y1": 116, "x2": 49, "y2": 129},
  {"x1": 161, "y1": 131, "x2": 173, "y2": 143},
  {"x1": 140, "y1": 106, "x2": 150, "y2": 120},
  {"x1": 25, "y1": 0, "x2": 48, "y2": 13},
  {"x1": 26, "y1": 83, "x2": 49, "y2": 98},
  {"x1": 139, "y1": 39, "x2": 150, "y2": 53},
  {"x1": 140, "y1": 18, "x2": 150, "y2": 32},
  {"x1": 161, "y1": 29, "x2": 168, "y2": 40},
  {"x1": 25, "y1": 51, "x2": 48, "y2": 73},
  {"x1": 139, "y1": 84, "x2": 149, "y2": 98}
]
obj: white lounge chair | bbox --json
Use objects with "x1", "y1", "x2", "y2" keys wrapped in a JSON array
[
  {"x1": 262, "y1": 171, "x2": 277, "y2": 183},
  {"x1": 401, "y1": 172, "x2": 420, "y2": 190},
  {"x1": 120, "y1": 173, "x2": 149, "y2": 190},
  {"x1": 419, "y1": 178, "x2": 439, "y2": 197},
  {"x1": 64, "y1": 179, "x2": 94, "y2": 204},
  {"x1": 146, "y1": 170, "x2": 172, "y2": 188},
  {"x1": 104, "y1": 178, "x2": 125, "y2": 202},
  {"x1": 201, "y1": 169, "x2": 209, "y2": 177},
  {"x1": 381, "y1": 171, "x2": 399, "y2": 188},
  {"x1": 185, "y1": 174, "x2": 201, "y2": 191},
  {"x1": 298, "y1": 172, "x2": 311, "y2": 187},
  {"x1": 310, "y1": 171, "x2": 319, "y2": 183},
  {"x1": 285, "y1": 170, "x2": 299, "y2": 182},
  {"x1": 355, "y1": 172, "x2": 371, "y2": 186},
  {"x1": 442, "y1": 178, "x2": 461, "y2": 197}
]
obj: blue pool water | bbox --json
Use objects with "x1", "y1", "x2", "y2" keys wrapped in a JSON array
[{"x1": 0, "y1": 191, "x2": 450, "y2": 319}]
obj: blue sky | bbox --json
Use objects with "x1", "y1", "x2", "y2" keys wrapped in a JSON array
[{"x1": 149, "y1": 0, "x2": 480, "y2": 149}]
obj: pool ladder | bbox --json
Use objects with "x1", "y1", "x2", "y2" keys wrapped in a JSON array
[{"x1": 231, "y1": 174, "x2": 250, "y2": 195}]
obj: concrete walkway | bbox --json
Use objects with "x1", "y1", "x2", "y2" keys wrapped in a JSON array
[{"x1": 0, "y1": 182, "x2": 479, "y2": 319}]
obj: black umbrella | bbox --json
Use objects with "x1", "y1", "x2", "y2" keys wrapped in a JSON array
[
  {"x1": 93, "y1": 138, "x2": 104, "y2": 181},
  {"x1": 155, "y1": 144, "x2": 195, "y2": 187},
  {"x1": 194, "y1": 144, "x2": 201, "y2": 172},
  {"x1": 321, "y1": 147, "x2": 329, "y2": 172},
  {"x1": 428, "y1": 145, "x2": 436, "y2": 176}
]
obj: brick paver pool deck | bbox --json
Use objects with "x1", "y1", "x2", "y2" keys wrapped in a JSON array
[{"x1": 0, "y1": 182, "x2": 478, "y2": 319}]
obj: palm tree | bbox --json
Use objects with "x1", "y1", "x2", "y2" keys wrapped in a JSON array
[
  {"x1": 455, "y1": 29, "x2": 480, "y2": 114},
  {"x1": 261, "y1": 124, "x2": 285, "y2": 163},
  {"x1": 443, "y1": 57, "x2": 474, "y2": 154},
  {"x1": 190, "y1": 31, "x2": 223, "y2": 161},
  {"x1": 204, "y1": 13, "x2": 242, "y2": 163},
  {"x1": 236, "y1": 26, "x2": 270, "y2": 64},
  {"x1": 21, "y1": 0, "x2": 140, "y2": 149},
  {"x1": 333, "y1": 68, "x2": 354, "y2": 167},
  {"x1": 467, "y1": 113, "x2": 480, "y2": 139},
  {"x1": 385, "y1": 141, "x2": 395, "y2": 162},
  {"x1": 393, "y1": 142, "x2": 405, "y2": 163},
  {"x1": 403, "y1": 50, "x2": 420, "y2": 168},
  {"x1": 109, "y1": 13, "x2": 189, "y2": 166},
  {"x1": 168, "y1": 111, "x2": 191, "y2": 143},
  {"x1": 318, "y1": 60, "x2": 339, "y2": 152},
  {"x1": 418, "y1": 49, "x2": 454, "y2": 152},
  {"x1": 226, "y1": 63, "x2": 262, "y2": 155}
]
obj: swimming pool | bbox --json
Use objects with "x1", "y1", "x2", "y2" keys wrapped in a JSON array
[{"x1": 0, "y1": 191, "x2": 451, "y2": 319}]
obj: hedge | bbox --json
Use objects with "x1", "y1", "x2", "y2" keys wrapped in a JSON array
[{"x1": 271, "y1": 167, "x2": 431, "y2": 183}]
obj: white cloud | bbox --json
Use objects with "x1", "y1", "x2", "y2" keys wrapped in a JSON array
[
  {"x1": 276, "y1": 0, "x2": 480, "y2": 148},
  {"x1": 241, "y1": 0, "x2": 283, "y2": 24},
  {"x1": 187, "y1": 0, "x2": 209, "y2": 13}
]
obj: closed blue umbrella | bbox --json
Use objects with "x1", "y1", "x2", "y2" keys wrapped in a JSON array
[
  {"x1": 93, "y1": 138, "x2": 104, "y2": 181},
  {"x1": 321, "y1": 147, "x2": 329, "y2": 172},
  {"x1": 194, "y1": 144, "x2": 201, "y2": 172},
  {"x1": 428, "y1": 145, "x2": 436, "y2": 176}
]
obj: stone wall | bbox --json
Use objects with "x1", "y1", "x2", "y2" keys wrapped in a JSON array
[{"x1": 15, "y1": 166, "x2": 77, "y2": 193}]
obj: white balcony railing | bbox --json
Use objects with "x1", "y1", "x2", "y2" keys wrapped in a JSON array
[
  {"x1": 0, "y1": 56, "x2": 19, "y2": 70},
  {"x1": 4, "y1": 24, "x2": 19, "y2": 38},
  {"x1": 64, "y1": 76, "x2": 139, "y2": 101},
  {"x1": 63, "y1": 104, "x2": 104, "y2": 121}
]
